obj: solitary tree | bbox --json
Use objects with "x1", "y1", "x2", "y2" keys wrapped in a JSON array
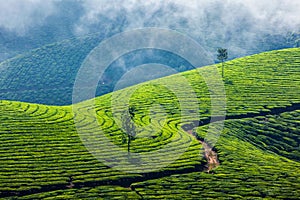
[
  {"x1": 217, "y1": 48, "x2": 228, "y2": 78},
  {"x1": 122, "y1": 106, "x2": 136, "y2": 154}
]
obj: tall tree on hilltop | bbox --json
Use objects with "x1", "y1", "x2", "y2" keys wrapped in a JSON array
[{"x1": 217, "y1": 48, "x2": 228, "y2": 78}]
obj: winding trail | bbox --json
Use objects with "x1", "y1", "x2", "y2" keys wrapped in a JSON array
[
  {"x1": 181, "y1": 102, "x2": 300, "y2": 172},
  {"x1": 186, "y1": 130, "x2": 219, "y2": 172}
]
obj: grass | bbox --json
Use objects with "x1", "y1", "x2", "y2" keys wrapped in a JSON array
[
  {"x1": 5, "y1": 185, "x2": 140, "y2": 200},
  {"x1": 0, "y1": 48, "x2": 299, "y2": 199},
  {"x1": 132, "y1": 111, "x2": 300, "y2": 199}
]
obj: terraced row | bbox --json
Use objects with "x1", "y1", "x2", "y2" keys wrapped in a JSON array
[
  {"x1": 0, "y1": 99, "x2": 204, "y2": 197},
  {"x1": 130, "y1": 110, "x2": 300, "y2": 199},
  {"x1": 224, "y1": 110, "x2": 300, "y2": 162},
  {"x1": 8, "y1": 185, "x2": 140, "y2": 200},
  {"x1": 0, "y1": 101, "x2": 121, "y2": 195}
]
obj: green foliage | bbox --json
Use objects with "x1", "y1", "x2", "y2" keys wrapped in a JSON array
[
  {"x1": 217, "y1": 48, "x2": 228, "y2": 62},
  {"x1": 131, "y1": 114, "x2": 300, "y2": 199},
  {"x1": 0, "y1": 48, "x2": 300, "y2": 198},
  {"x1": 122, "y1": 106, "x2": 137, "y2": 152},
  {"x1": 0, "y1": 34, "x2": 102, "y2": 105},
  {"x1": 228, "y1": 110, "x2": 300, "y2": 162},
  {"x1": 12, "y1": 185, "x2": 140, "y2": 200}
]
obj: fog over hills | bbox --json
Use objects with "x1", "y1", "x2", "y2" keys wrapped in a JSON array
[{"x1": 0, "y1": 0, "x2": 299, "y2": 62}]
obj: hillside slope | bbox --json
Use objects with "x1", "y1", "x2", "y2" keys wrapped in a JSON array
[
  {"x1": 0, "y1": 48, "x2": 299, "y2": 199},
  {"x1": 0, "y1": 34, "x2": 101, "y2": 105},
  {"x1": 0, "y1": 34, "x2": 194, "y2": 106},
  {"x1": 1, "y1": 31, "x2": 298, "y2": 106}
]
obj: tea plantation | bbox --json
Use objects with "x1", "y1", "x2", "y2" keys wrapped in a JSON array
[{"x1": 0, "y1": 48, "x2": 299, "y2": 199}]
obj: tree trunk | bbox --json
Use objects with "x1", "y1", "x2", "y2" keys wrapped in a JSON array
[
  {"x1": 221, "y1": 61, "x2": 224, "y2": 78},
  {"x1": 127, "y1": 134, "x2": 131, "y2": 153}
]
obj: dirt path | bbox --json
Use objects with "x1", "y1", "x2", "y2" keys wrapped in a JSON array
[
  {"x1": 186, "y1": 130, "x2": 219, "y2": 172},
  {"x1": 181, "y1": 102, "x2": 300, "y2": 172}
]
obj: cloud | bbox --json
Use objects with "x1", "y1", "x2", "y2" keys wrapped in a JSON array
[
  {"x1": 75, "y1": 0, "x2": 300, "y2": 57},
  {"x1": 100, "y1": 0, "x2": 299, "y2": 32},
  {"x1": 0, "y1": 0, "x2": 57, "y2": 35},
  {"x1": 0, "y1": 0, "x2": 299, "y2": 57}
]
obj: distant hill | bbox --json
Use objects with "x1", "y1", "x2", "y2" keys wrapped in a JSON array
[
  {"x1": 0, "y1": 33, "x2": 195, "y2": 105},
  {"x1": 1, "y1": 40, "x2": 299, "y2": 106},
  {"x1": 0, "y1": 48, "x2": 299, "y2": 199},
  {"x1": 0, "y1": 34, "x2": 101, "y2": 105}
]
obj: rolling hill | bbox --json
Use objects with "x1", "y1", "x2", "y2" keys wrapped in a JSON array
[
  {"x1": 0, "y1": 33, "x2": 194, "y2": 106},
  {"x1": 0, "y1": 34, "x2": 102, "y2": 105},
  {"x1": 1, "y1": 30, "x2": 299, "y2": 106},
  {"x1": 0, "y1": 48, "x2": 299, "y2": 199}
]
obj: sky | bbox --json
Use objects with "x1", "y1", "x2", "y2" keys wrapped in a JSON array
[
  {"x1": 0, "y1": 0, "x2": 299, "y2": 34},
  {"x1": 0, "y1": 0, "x2": 299, "y2": 59}
]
